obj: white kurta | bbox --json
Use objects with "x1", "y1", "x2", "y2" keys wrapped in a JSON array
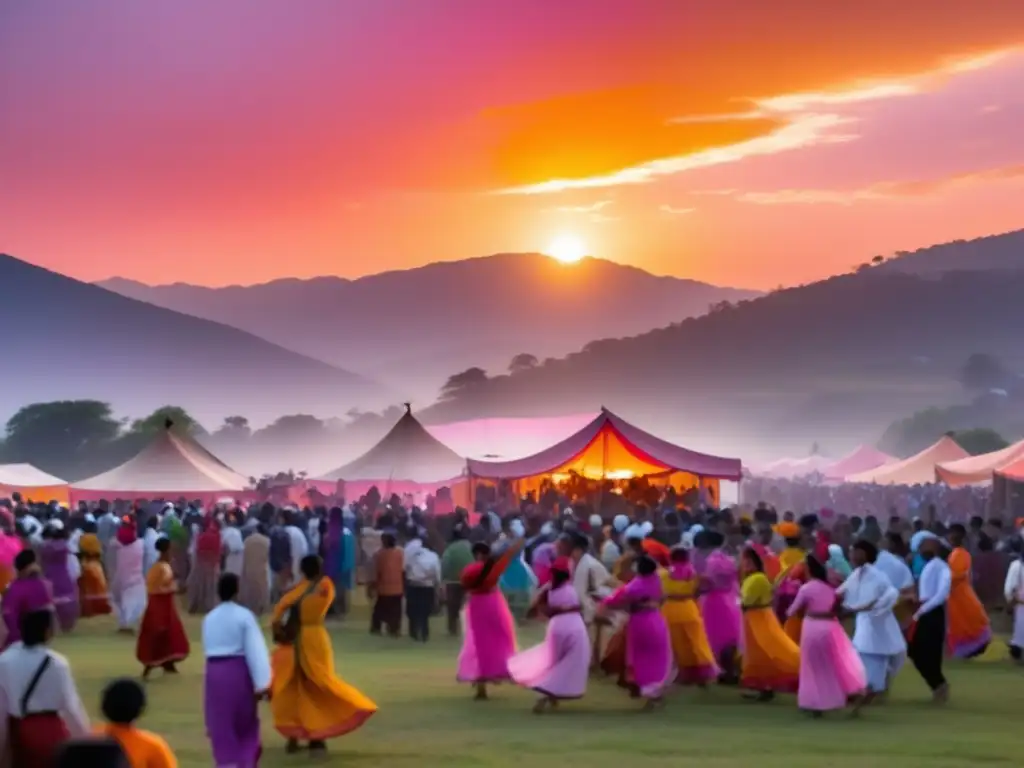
[
  {"x1": 142, "y1": 528, "x2": 160, "y2": 576},
  {"x1": 285, "y1": 526, "x2": 309, "y2": 581},
  {"x1": 111, "y1": 539, "x2": 147, "y2": 629},
  {"x1": 1004, "y1": 558, "x2": 1024, "y2": 649},
  {"x1": 221, "y1": 527, "x2": 244, "y2": 577},
  {"x1": 837, "y1": 564, "x2": 906, "y2": 657},
  {"x1": 0, "y1": 643, "x2": 91, "y2": 756},
  {"x1": 572, "y1": 553, "x2": 613, "y2": 624},
  {"x1": 201, "y1": 602, "x2": 272, "y2": 692}
]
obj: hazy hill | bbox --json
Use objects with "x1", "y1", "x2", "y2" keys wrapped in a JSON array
[
  {"x1": 419, "y1": 259, "x2": 1024, "y2": 460},
  {"x1": 876, "y1": 229, "x2": 1024, "y2": 276},
  {"x1": 0, "y1": 254, "x2": 387, "y2": 425},
  {"x1": 98, "y1": 253, "x2": 759, "y2": 399}
]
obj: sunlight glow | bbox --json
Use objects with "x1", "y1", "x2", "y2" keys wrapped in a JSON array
[{"x1": 545, "y1": 234, "x2": 588, "y2": 264}]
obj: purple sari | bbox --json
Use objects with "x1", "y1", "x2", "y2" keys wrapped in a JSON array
[
  {"x1": 41, "y1": 540, "x2": 79, "y2": 632},
  {"x1": 1, "y1": 574, "x2": 53, "y2": 649},
  {"x1": 700, "y1": 550, "x2": 741, "y2": 661}
]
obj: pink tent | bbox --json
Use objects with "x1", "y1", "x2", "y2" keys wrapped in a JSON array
[
  {"x1": 824, "y1": 446, "x2": 896, "y2": 481},
  {"x1": 935, "y1": 439, "x2": 1024, "y2": 487},
  {"x1": 846, "y1": 435, "x2": 969, "y2": 486},
  {"x1": 319, "y1": 406, "x2": 468, "y2": 500},
  {"x1": 70, "y1": 423, "x2": 251, "y2": 504},
  {"x1": 466, "y1": 408, "x2": 742, "y2": 481}
]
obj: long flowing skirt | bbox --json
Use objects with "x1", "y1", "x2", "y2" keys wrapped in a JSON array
[
  {"x1": 740, "y1": 607, "x2": 800, "y2": 693},
  {"x1": 665, "y1": 614, "x2": 719, "y2": 685},
  {"x1": 52, "y1": 587, "x2": 80, "y2": 633},
  {"x1": 457, "y1": 590, "x2": 517, "y2": 683},
  {"x1": 626, "y1": 611, "x2": 674, "y2": 699},
  {"x1": 205, "y1": 656, "x2": 261, "y2": 766},
  {"x1": 701, "y1": 591, "x2": 741, "y2": 661},
  {"x1": 508, "y1": 613, "x2": 590, "y2": 699},
  {"x1": 797, "y1": 618, "x2": 866, "y2": 710},
  {"x1": 79, "y1": 560, "x2": 112, "y2": 617},
  {"x1": 136, "y1": 593, "x2": 190, "y2": 668},
  {"x1": 947, "y1": 586, "x2": 991, "y2": 658},
  {"x1": 114, "y1": 582, "x2": 147, "y2": 629},
  {"x1": 783, "y1": 615, "x2": 804, "y2": 645},
  {"x1": 187, "y1": 562, "x2": 219, "y2": 615},
  {"x1": 270, "y1": 626, "x2": 377, "y2": 741}
]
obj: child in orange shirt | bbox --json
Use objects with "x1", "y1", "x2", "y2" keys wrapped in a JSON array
[{"x1": 94, "y1": 678, "x2": 178, "y2": 767}]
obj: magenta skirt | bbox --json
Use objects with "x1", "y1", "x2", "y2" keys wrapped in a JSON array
[
  {"x1": 509, "y1": 613, "x2": 590, "y2": 699},
  {"x1": 701, "y1": 591, "x2": 741, "y2": 659},
  {"x1": 797, "y1": 618, "x2": 867, "y2": 711},
  {"x1": 457, "y1": 590, "x2": 517, "y2": 683},
  {"x1": 626, "y1": 610, "x2": 674, "y2": 698}
]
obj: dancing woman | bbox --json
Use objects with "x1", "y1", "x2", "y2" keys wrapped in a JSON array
[
  {"x1": 738, "y1": 547, "x2": 800, "y2": 702},
  {"x1": 787, "y1": 555, "x2": 866, "y2": 716},
  {"x1": 599, "y1": 555, "x2": 673, "y2": 710},
  {"x1": 508, "y1": 556, "x2": 590, "y2": 712},
  {"x1": 661, "y1": 547, "x2": 718, "y2": 686},
  {"x1": 457, "y1": 539, "x2": 524, "y2": 700}
]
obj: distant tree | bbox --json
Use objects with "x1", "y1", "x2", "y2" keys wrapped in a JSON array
[
  {"x1": 130, "y1": 406, "x2": 204, "y2": 435},
  {"x1": 3, "y1": 400, "x2": 123, "y2": 477},
  {"x1": 952, "y1": 428, "x2": 1008, "y2": 456},
  {"x1": 709, "y1": 300, "x2": 734, "y2": 313},
  {"x1": 439, "y1": 367, "x2": 488, "y2": 400},
  {"x1": 959, "y1": 353, "x2": 1007, "y2": 392},
  {"x1": 508, "y1": 353, "x2": 539, "y2": 374},
  {"x1": 871, "y1": 255, "x2": 885, "y2": 265},
  {"x1": 212, "y1": 415, "x2": 251, "y2": 442},
  {"x1": 253, "y1": 414, "x2": 326, "y2": 443}
]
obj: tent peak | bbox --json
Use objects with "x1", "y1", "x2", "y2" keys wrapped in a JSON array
[
  {"x1": 164, "y1": 418, "x2": 174, "y2": 430},
  {"x1": 403, "y1": 402, "x2": 412, "y2": 415}
]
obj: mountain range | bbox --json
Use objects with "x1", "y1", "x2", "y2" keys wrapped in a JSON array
[
  {"x1": 98, "y1": 253, "x2": 759, "y2": 400},
  {"x1": 0, "y1": 254, "x2": 386, "y2": 425},
  {"x1": 417, "y1": 230, "x2": 1024, "y2": 460}
]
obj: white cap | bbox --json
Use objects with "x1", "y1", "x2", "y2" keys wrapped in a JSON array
[
  {"x1": 613, "y1": 515, "x2": 629, "y2": 532},
  {"x1": 624, "y1": 524, "x2": 644, "y2": 541},
  {"x1": 540, "y1": 522, "x2": 554, "y2": 536},
  {"x1": 589, "y1": 514, "x2": 602, "y2": 528},
  {"x1": 640, "y1": 521, "x2": 654, "y2": 537},
  {"x1": 509, "y1": 519, "x2": 525, "y2": 538}
]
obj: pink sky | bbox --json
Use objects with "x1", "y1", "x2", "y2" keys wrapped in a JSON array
[{"x1": 1, "y1": 1, "x2": 1022, "y2": 289}]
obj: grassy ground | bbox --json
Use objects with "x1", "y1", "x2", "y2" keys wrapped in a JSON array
[{"x1": 56, "y1": 602, "x2": 1023, "y2": 768}]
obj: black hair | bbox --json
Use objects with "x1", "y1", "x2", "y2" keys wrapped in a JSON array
[
  {"x1": 784, "y1": 537, "x2": 802, "y2": 548},
  {"x1": 101, "y1": 678, "x2": 146, "y2": 725},
  {"x1": 885, "y1": 531, "x2": 907, "y2": 557},
  {"x1": 155, "y1": 537, "x2": 170, "y2": 554},
  {"x1": 20, "y1": 609, "x2": 52, "y2": 647},
  {"x1": 551, "y1": 568, "x2": 571, "y2": 589},
  {"x1": 635, "y1": 555, "x2": 658, "y2": 576},
  {"x1": 806, "y1": 554, "x2": 828, "y2": 582},
  {"x1": 570, "y1": 532, "x2": 589, "y2": 552},
  {"x1": 300, "y1": 554, "x2": 322, "y2": 579},
  {"x1": 743, "y1": 547, "x2": 764, "y2": 573},
  {"x1": 217, "y1": 572, "x2": 240, "y2": 602},
  {"x1": 471, "y1": 542, "x2": 491, "y2": 558},
  {"x1": 670, "y1": 547, "x2": 689, "y2": 564},
  {"x1": 949, "y1": 523, "x2": 967, "y2": 536},
  {"x1": 852, "y1": 539, "x2": 879, "y2": 563},
  {"x1": 14, "y1": 549, "x2": 36, "y2": 572}
]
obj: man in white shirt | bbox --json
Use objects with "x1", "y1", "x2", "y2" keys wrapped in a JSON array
[
  {"x1": 908, "y1": 533, "x2": 951, "y2": 701},
  {"x1": 838, "y1": 540, "x2": 906, "y2": 707},
  {"x1": 201, "y1": 573, "x2": 272, "y2": 767},
  {"x1": 284, "y1": 512, "x2": 309, "y2": 591},
  {"x1": 567, "y1": 532, "x2": 615, "y2": 668},
  {"x1": 0, "y1": 609, "x2": 91, "y2": 763},
  {"x1": 220, "y1": 516, "x2": 245, "y2": 577},
  {"x1": 1003, "y1": 549, "x2": 1024, "y2": 662},
  {"x1": 404, "y1": 531, "x2": 442, "y2": 642}
]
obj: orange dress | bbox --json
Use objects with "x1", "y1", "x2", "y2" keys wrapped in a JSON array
[
  {"x1": 96, "y1": 723, "x2": 177, "y2": 767},
  {"x1": 270, "y1": 577, "x2": 377, "y2": 741},
  {"x1": 78, "y1": 533, "x2": 112, "y2": 617},
  {"x1": 740, "y1": 572, "x2": 800, "y2": 692},
  {"x1": 946, "y1": 547, "x2": 991, "y2": 658}
]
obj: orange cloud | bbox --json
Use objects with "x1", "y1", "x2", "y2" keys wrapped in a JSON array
[{"x1": 734, "y1": 164, "x2": 1024, "y2": 205}]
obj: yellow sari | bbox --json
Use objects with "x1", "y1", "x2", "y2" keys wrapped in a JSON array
[
  {"x1": 740, "y1": 572, "x2": 800, "y2": 692},
  {"x1": 270, "y1": 577, "x2": 377, "y2": 741},
  {"x1": 78, "y1": 533, "x2": 112, "y2": 617},
  {"x1": 660, "y1": 568, "x2": 718, "y2": 684}
]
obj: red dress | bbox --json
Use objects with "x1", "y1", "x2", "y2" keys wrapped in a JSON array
[{"x1": 136, "y1": 562, "x2": 190, "y2": 668}]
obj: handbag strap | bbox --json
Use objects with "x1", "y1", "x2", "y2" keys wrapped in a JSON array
[{"x1": 21, "y1": 654, "x2": 52, "y2": 715}]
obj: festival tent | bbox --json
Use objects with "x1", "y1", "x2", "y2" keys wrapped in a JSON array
[
  {"x1": 466, "y1": 408, "x2": 741, "y2": 501},
  {"x1": 70, "y1": 421, "x2": 251, "y2": 504},
  {"x1": 0, "y1": 463, "x2": 70, "y2": 504},
  {"x1": 994, "y1": 455, "x2": 1024, "y2": 483},
  {"x1": 318, "y1": 405, "x2": 469, "y2": 506},
  {"x1": 824, "y1": 446, "x2": 897, "y2": 481},
  {"x1": 845, "y1": 435, "x2": 969, "y2": 486},
  {"x1": 936, "y1": 439, "x2": 1024, "y2": 487}
]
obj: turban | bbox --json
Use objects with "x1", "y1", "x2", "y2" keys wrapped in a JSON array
[
  {"x1": 612, "y1": 515, "x2": 629, "y2": 533},
  {"x1": 774, "y1": 521, "x2": 800, "y2": 539}
]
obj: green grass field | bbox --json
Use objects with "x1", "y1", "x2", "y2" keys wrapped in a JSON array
[{"x1": 55, "y1": 604, "x2": 1023, "y2": 768}]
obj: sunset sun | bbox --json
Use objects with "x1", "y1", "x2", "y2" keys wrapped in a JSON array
[{"x1": 546, "y1": 234, "x2": 588, "y2": 264}]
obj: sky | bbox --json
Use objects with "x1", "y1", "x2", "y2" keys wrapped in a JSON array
[{"x1": 2, "y1": 1, "x2": 1023, "y2": 290}]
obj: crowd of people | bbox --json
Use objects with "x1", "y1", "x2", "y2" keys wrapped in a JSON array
[{"x1": 0, "y1": 490, "x2": 1019, "y2": 765}]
